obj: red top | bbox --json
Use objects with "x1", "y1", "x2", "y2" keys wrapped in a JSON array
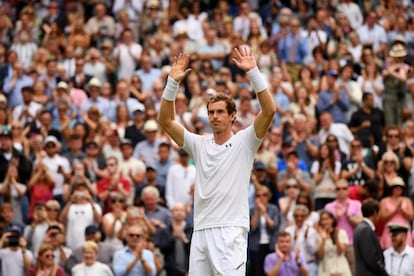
[{"x1": 97, "y1": 177, "x2": 130, "y2": 213}]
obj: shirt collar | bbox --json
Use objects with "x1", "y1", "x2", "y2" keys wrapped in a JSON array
[{"x1": 363, "y1": 218, "x2": 375, "y2": 231}]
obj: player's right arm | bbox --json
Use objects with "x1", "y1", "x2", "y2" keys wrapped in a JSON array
[{"x1": 158, "y1": 54, "x2": 191, "y2": 147}]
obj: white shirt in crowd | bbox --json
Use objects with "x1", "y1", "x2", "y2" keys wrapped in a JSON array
[
  {"x1": 384, "y1": 245, "x2": 414, "y2": 276},
  {"x1": 72, "y1": 261, "x2": 114, "y2": 276}
]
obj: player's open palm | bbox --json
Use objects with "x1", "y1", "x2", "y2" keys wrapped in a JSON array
[
  {"x1": 232, "y1": 46, "x2": 257, "y2": 72},
  {"x1": 170, "y1": 53, "x2": 191, "y2": 82}
]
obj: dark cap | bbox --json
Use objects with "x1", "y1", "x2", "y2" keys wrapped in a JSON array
[
  {"x1": 4, "y1": 225, "x2": 22, "y2": 234},
  {"x1": 287, "y1": 150, "x2": 299, "y2": 157},
  {"x1": 85, "y1": 225, "x2": 99, "y2": 235},
  {"x1": 146, "y1": 164, "x2": 157, "y2": 172},
  {"x1": 0, "y1": 128, "x2": 12, "y2": 138},
  {"x1": 178, "y1": 149, "x2": 189, "y2": 156},
  {"x1": 388, "y1": 223, "x2": 409, "y2": 236},
  {"x1": 253, "y1": 161, "x2": 266, "y2": 170}
]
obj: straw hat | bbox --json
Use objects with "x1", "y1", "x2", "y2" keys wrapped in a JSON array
[{"x1": 389, "y1": 44, "x2": 407, "y2": 58}]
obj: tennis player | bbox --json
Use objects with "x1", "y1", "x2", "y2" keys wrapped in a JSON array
[{"x1": 158, "y1": 46, "x2": 276, "y2": 275}]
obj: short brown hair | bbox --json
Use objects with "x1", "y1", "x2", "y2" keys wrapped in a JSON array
[{"x1": 206, "y1": 93, "x2": 236, "y2": 115}]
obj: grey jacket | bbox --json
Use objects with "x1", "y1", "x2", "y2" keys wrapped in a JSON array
[{"x1": 248, "y1": 203, "x2": 280, "y2": 252}]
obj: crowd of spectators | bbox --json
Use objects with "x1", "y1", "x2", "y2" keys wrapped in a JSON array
[{"x1": 1, "y1": 0, "x2": 414, "y2": 275}]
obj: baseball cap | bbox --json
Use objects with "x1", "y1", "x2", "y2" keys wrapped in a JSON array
[
  {"x1": 56, "y1": 81, "x2": 69, "y2": 91},
  {"x1": 0, "y1": 128, "x2": 12, "y2": 138},
  {"x1": 178, "y1": 149, "x2": 189, "y2": 156},
  {"x1": 87, "y1": 78, "x2": 101, "y2": 89},
  {"x1": 4, "y1": 225, "x2": 22, "y2": 235},
  {"x1": 120, "y1": 138, "x2": 133, "y2": 146},
  {"x1": 326, "y1": 70, "x2": 338, "y2": 77},
  {"x1": 44, "y1": 135, "x2": 58, "y2": 145},
  {"x1": 253, "y1": 161, "x2": 266, "y2": 171},
  {"x1": 132, "y1": 103, "x2": 146, "y2": 115},
  {"x1": 143, "y1": 120, "x2": 159, "y2": 132},
  {"x1": 85, "y1": 225, "x2": 99, "y2": 235},
  {"x1": 390, "y1": 176, "x2": 405, "y2": 187}
]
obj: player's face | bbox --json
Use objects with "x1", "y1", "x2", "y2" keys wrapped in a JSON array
[{"x1": 208, "y1": 101, "x2": 235, "y2": 133}]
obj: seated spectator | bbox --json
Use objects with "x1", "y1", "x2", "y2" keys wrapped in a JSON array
[
  {"x1": 27, "y1": 161, "x2": 54, "y2": 219},
  {"x1": 377, "y1": 151, "x2": 402, "y2": 198},
  {"x1": 117, "y1": 206, "x2": 155, "y2": 242},
  {"x1": 0, "y1": 202, "x2": 24, "y2": 233},
  {"x1": 277, "y1": 151, "x2": 312, "y2": 194},
  {"x1": 27, "y1": 242, "x2": 66, "y2": 276},
  {"x1": 63, "y1": 160, "x2": 97, "y2": 202},
  {"x1": 264, "y1": 231, "x2": 309, "y2": 276},
  {"x1": 295, "y1": 192, "x2": 320, "y2": 227},
  {"x1": 72, "y1": 241, "x2": 114, "y2": 276},
  {"x1": 59, "y1": 182, "x2": 102, "y2": 249},
  {"x1": 113, "y1": 225, "x2": 156, "y2": 275},
  {"x1": 278, "y1": 178, "x2": 300, "y2": 229},
  {"x1": 65, "y1": 225, "x2": 116, "y2": 274},
  {"x1": 45, "y1": 200, "x2": 65, "y2": 231}
]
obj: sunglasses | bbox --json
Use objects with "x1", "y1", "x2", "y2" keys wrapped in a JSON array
[
  {"x1": 128, "y1": 233, "x2": 141, "y2": 238},
  {"x1": 255, "y1": 193, "x2": 267, "y2": 198},
  {"x1": 287, "y1": 185, "x2": 298, "y2": 189},
  {"x1": 388, "y1": 134, "x2": 399, "y2": 138},
  {"x1": 384, "y1": 160, "x2": 395, "y2": 164},
  {"x1": 47, "y1": 208, "x2": 59, "y2": 212},
  {"x1": 336, "y1": 187, "x2": 348, "y2": 191},
  {"x1": 111, "y1": 199, "x2": 125, "y2": 204},
  {"x1": 44, "y1": 254, "x2": 54, "y2": 259}
]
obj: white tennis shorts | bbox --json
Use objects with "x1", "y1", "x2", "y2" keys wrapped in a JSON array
[{"x1": 189, "y1": 226, "x2": 248, "y2": 276}]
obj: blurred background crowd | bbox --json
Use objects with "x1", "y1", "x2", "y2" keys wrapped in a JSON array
[{"x1": 1, "y1": 0, "x2": 414, "y2": 275}]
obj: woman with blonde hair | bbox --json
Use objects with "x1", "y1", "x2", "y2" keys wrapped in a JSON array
[
  {"x1": 28, "y1": 162, "x2": 55, "y2": 219},
  {"x1": 27, "y1": 243, "x2": 66, "y2": 276},
  {"x1": 378, "y1": 151, "x2": 401, "y2": 198},
  {"x1": 72, "y1": 241, "x2": 113, "y2": 275},
  {"x1": 102, "y1": 193, "x2": 127, "y2": 250}
]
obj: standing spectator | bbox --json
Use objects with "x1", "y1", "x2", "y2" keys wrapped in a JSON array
[
  {"x1": 0, "y1": 163, "x2": 26, "y2": 224},
  {"x1": 135, "y1": 54, "x2": 162, "y2": 93},
  {"x1": 153, "y1": 142, "x2": 173, "y2": 190},
  {"x1": 277, "y1": 151, "x2": 312, "y2": 194},
  {"x1": 102, "y1": 193, "x2": 127, "y2": 250},
  {"x1": 349, "y1": 92, "x2": 385, "y2": 147},
  {"x1": 59, "y1": 182, "x2": 102, "y2": 249},
  {"x1": 337, "y1": 0, "x2": 363, "y2": 30},
  {"x1": 249, "y1": 185, "x2": 280, "y2": 276},
  {"x1": 85, "y1": 2, "x2": 115, "y2": 48},
  {"x1": 84, "y1": 48, "x2": 107, "y2": 84},
  {"x1": 12, "y1": 86, "x2": 42, "y2": 128},
  {"x1": 0, "y1": 203, "x2": 24, "y2": 233},
  {"x1": 27, "y1": 242, "x2": 66, "y2": 276},
  {"x1": 11, "y1": 29, "x2": 37, "y2": 70},
  {"x1": 383, "y1": 223, "x2": 414, "y2": 276},
  {"x1": 72, "y1": 241, "x2": 114, "y2": 275},
  {"x1": 311, "y1": 143, "x2": 341, "y2": 210},
  {"x1": 278, "y1": 18, "x2": 308, "y2": 81},
  {"x1": 113, "y1": 28, "x2": 142, "y2": 80},
  {"x1": 80, "y1": 78, "x2": 110, "y2": 116},
  {"x1": 353, "y1": 199, "x2": 388, "y2": 276},
  {"x1": 379, "y1": 176, "x2": 413, "y2": 249},
  {"x1": 197, "y1": 29, "x2": 227, "y2": 71},
  {"x1": 165, "y1": 149, "x2": 196, "y2": 209},
  {"x1": 264, "y1": 231, "x2": 309, "y2": 276},
  {"x1": 316, "y1": 210, "x2": 352, "y2": 276},
  {"x1": 39, "y1": 135, "x2": 71, "y2": 206},
  {"x1": 318, "y1": 112, "x2": 354, "y2": 157},
  {"x1": 285, "y1": 205, "x2": 319, "y2": 276},
  {"x1": 65, "y1": 225, "x2": 116, "y2": 273},
  {"x1": 133, "y1": 120, "x2": 162, "y2": 164},
  {"x1": 124, "y1": 104, "x2": 146, "y2": 148},
  {"x1": 357, "y1": 61, "x2": 384, "y2": 110},
  {"x1": 42, "y1": 224, "x2": 71, "y2": 267},
  {"x1": 382, "y1": 44, "x2": 409, "y2": 126},
  {"x1": 0, "y1": 225, "x2": 33, "y2": 276},
  {"x1": 357, "y1": 11, "x2": 386, "y2": 56},
  {"x1": 317, "y1": 70, "x2": 350, "y2": 124},
  {"x1": 113, "y1": 225, "x2": 156, "y2": 276},
  {"x1": 24, "y1": 202, "x2": 49, "y2": 256},
  {"x1": 97, "y1": 156, "x2": 131, "y2": 214},
  {"x1": 158, "y1": 203, "x2": 193, "y2": 276},
  {"x1": 2, "y1": 61, "x2": 33, "y2": 109}
]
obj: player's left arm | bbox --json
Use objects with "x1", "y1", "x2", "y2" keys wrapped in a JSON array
[{"x1": 232, "y1": 47, "x2": 276, "y2": 139}]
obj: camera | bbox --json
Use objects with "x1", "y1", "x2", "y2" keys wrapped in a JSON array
[
  {"x1": 78, "y1": 191, "x2": 85, "y2": 199},
  {"x1": 8, "y1": 233, "x2": 20, "y2": 247}
]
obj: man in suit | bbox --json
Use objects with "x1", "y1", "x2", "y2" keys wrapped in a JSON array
[{"x1": 353, "y1": 199, "x2": 388, "y2": 276}]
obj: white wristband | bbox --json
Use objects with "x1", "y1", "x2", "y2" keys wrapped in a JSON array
[
  {"x1": 162, "y1": 76, "x2": 179, "y2": 101},
  {"x1": 246, "y1": 67, "x2": 267, "y2": 93}
]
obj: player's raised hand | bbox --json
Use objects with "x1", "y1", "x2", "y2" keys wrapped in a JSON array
[
  {"x1": 169, "y1": 53, "x2": 191, "y2": 82},
  {"x1": 232, "y1": 46, "x2": 257, "y2": 72}
]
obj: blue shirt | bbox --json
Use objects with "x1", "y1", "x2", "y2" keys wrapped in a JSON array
[
  {"x1": 278, "y1": 33, "x2": 308, "y2": 64},
  {"x1": 2, "y1": 74, "x2": 33, "y2": 108},
  {"x1": 317, "y1": 90, "x2": 350, "y2": 124},
  {"x1": 273, "y1": 91, "x2": 290, "y2": 127},
  {"x1": 113, "y1": 247, "x2": 156, "y2": 276},
  {"x1": 81, "y1": 97, "x2": 110, "y2": 117}
]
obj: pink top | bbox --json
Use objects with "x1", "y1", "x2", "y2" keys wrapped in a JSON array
[
  {"x1": 325, "y1": 199, "x2": 362, "y2": 245},
  {"x1": 380, "y1": 199, "x2": 413, "y2": 249}
]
